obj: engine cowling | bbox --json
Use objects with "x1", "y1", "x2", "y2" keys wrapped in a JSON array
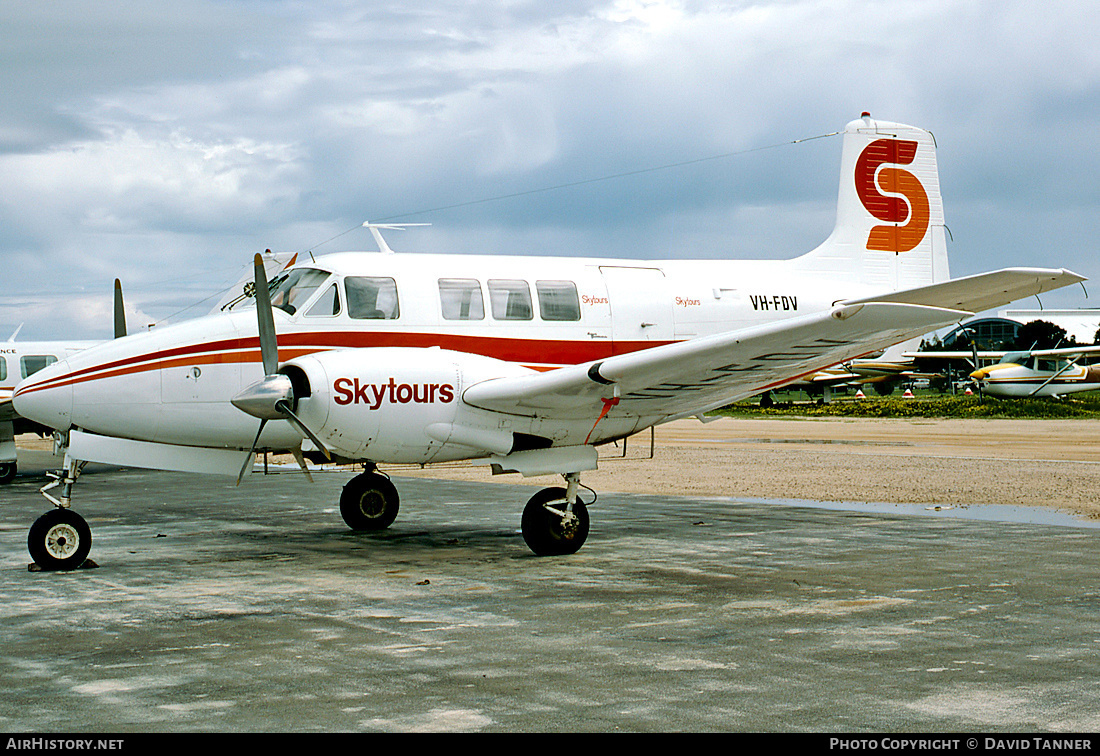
[{"x1": 280, "y1": 347, "x2": 535, "y2": 464}]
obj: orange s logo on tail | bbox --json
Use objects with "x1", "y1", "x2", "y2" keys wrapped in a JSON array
[{"x1": 854, "y1": 139, "x2": 930, "y2": 254}]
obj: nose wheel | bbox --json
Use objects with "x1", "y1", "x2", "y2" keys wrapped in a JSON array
[{"x1": 28, "y1": 508, "x2": 92, "y2": 571}]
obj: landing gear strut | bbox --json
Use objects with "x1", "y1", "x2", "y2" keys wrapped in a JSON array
[
  {"x1": 521, "y1": 473, "x2": 591, "y2": 556},
  {"x1": 28, "y1": 453, "x2": 92, "y2": 571},
  {"x1": 340, "y1": 469, "x2": 400, "y2": 531}
]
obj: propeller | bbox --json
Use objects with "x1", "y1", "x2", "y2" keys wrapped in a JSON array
[
  {"x1": 231, "y1": 253, "x2": 331, "y2": 484},
  {"x1": 113, "y1": 279, "x2": 127, "y2": 338}
]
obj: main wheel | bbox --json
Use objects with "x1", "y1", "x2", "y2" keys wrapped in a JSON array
[
  {"x1": 28, "y1": 509, "x2": 92, "y2": 571},
  {"x1": 340, "y1": 472, "x2": 400, "y2": 531},
  {"x1": 521, "y1": 486, "x2": 590, "y2": 556},
  {"x1": 0, "y1": 462, "x2": 15, "y2": 485}
]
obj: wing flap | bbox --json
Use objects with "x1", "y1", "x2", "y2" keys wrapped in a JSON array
[{"x1": 462, "y1": 302, "x2": 970, "y2": 421}]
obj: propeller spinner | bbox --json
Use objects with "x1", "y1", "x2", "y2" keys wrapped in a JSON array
[{"x1": 230, "y1": 253, "x2": 331, "y2": 483}]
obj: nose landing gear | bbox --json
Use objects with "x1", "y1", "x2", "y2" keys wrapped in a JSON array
[
  {"x1": 28, "y1": 507, "x2": 91, "y2": 571},
  {"x1": 29, "y1": 456, "x2": 93, "y2": 571}
]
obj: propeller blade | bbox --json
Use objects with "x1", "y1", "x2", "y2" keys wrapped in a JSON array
[
  {"x1": 290, "y1": 446, "x2": 314, "y2": 483},
  {"x1": 237, "y1": 419, "x2": 268, "y2": 486},
  {"x1": 113, "y1": 279, "x2": 127, "y2": 339},
  {"x1": 275, "y1": 399, "x2": 332, "y2": 460},
  {"x1": 252, "y1": 253, "x2": 279, "y2": 376}
]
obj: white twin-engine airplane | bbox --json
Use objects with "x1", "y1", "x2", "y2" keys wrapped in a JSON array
[{"x1": 13, "y1": 114, "x2": 1086, "y2": 570}]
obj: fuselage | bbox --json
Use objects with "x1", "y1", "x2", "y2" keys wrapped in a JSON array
[
  {"x1": 14, "y1": 250, "x2": 871, "y2": 455},
  {"x1": 971, "y1": 359, "x2": 1100, "y2": 397}
]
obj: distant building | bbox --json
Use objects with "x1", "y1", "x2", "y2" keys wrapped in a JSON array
[
  {"x1": 937, "y1": 317, "x2": 1023, "y2": 351},
  {"x1": 998, "y1": 309, "x2": 1100, "y2": 344}
]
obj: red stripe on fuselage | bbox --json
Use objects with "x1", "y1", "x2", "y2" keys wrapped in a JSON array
[{"x1": 14, "y1": 330, "x2": 675, "y2": 398}]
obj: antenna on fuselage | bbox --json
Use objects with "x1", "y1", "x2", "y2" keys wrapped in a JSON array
[{"x1": 361, "y1": 221, "x2": 431, "y2": 254}]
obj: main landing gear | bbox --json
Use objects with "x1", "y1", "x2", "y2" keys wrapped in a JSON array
[
  {"x1": 338, "y1": 468, "x2": 592, "y2": 556},
  {"x1": 521, "y1": 473, "x2": 591, "y2": 556}
]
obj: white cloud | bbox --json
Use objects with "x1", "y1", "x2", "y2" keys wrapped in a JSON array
[{"x1": 1, "y1": 0, "x2": 1099, "y2": 338}]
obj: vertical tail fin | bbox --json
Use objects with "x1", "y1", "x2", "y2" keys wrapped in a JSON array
[{"x1": 794, "y1": 113, "x2": 949, "y2": 291}]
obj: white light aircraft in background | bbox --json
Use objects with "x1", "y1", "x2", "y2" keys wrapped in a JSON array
[
  {"x1": 13, "y1": 114, "x2": 1085, "y2": 570},
  {"x1": 1, "y1": 333, "x2": 101, "y2": 484},
  {"x1": 0, "y1": 281, "x2": 129, "y2": 484},
  {"x1": 969, "y1": 346, "x2": 1100, "y2": 397}
]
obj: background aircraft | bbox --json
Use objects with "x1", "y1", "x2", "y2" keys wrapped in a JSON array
[
  {"x1": 12, "y1": 115, "x2": 1085, "y2": 570},
  {"x1": 969, "y1": 346, "x2": 1100, "y2": 397},
  {"x1": 1, "y1": 329, "x2": 106, "y2": 484}
]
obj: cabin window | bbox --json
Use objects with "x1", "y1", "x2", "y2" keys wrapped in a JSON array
[
  {"x1": 268, "y1": 268, "x2": 330, "y2": 315},
  {"x1": 488, "y1": 279, "x2": 532, "y2": 321},
  {"x1": 346, "y1": 277, "x2": 400, "y2": 320},
  {"x1": 439, "y1": 279, "x2": 485, "y2": 321},
  {"x1": 305, "y1": 284, "x2": 341, "y2": 317},
  {"x1": 0, "y1": 357, "x2": 6, "y2": 382},
  {"x1": 21, "y1": 355, "x2": 57, "y2": 379},
  {"x1": 536, "y1": 280, "x2": 581, "y2": 321}
]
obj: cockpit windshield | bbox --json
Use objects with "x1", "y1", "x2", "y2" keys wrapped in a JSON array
[{"x1": 267, "y1": 269, "x2": 331, "y2": 315}]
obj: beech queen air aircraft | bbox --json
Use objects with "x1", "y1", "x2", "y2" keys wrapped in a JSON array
[{"x1": 13, "y1": 114, "x2": 1086, "y2": 570}]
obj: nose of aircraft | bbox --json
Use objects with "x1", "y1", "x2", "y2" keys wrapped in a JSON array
[{"x1": 13, "y1": 359, "x2": 74, "y2": 431}]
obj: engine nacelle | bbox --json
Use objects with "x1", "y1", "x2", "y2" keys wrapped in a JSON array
[{"x1": 281, "y1": 347, "x2": 535, "y2": 463}]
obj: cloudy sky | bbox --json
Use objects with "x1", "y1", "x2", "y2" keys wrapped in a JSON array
[{"x1": 2, "y1": 0, "x2": 1098, "y2": 340}]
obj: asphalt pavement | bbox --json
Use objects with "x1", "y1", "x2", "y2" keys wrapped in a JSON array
[{"x1": 2, "y1": 450, "x2": 1099, "y2": 733}]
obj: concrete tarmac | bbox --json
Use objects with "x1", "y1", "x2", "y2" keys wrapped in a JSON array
[{"x1": 2, "y1": 451, "x2": 1099, "y2": 733}]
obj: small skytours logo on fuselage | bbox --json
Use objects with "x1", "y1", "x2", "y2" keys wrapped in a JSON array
[{"x1": 334, "y1": 377, "x2": 455, "y2": 410}]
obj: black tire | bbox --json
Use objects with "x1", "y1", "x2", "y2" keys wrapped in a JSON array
[
  {"x1": 521, "y1": 486, "x2": 590, "y2": 556},
  {"x1": 340, "y1": 472, "x2": 400, "y2": 531},
  {"x1": 0, "y1": 462, "x2": 15, "y2": 485},
  {"x1": 28, "y1": 509, "x2": 92, "y2": 571}
]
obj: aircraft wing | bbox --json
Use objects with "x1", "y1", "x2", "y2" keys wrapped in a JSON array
[
  {"x1": 902, "y1": 351, "x2": 1006, "y2": 360},
  {"x1": 844, "y1": 267, "x2": 1085, "y2": 313},
  {"x1": 1026, "y1": 345, "x2": 1100, "y2": 358},
  {"x1": 462, "y1": 301, "x2": 969, "y2": 422},
  {"x1": 0, "y1": 393, "x2": 16, "y2": 423}
]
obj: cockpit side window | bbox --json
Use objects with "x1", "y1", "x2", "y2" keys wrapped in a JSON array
[
  {"x1": 305, "y1": 284, "x2": 341, "y2": 318},
  {"x1": 347, "y1": 277, "x2": 400, "y2": 319},
  {"x1": 268, "y1": 269, "x2": 330, "y2": 315}
]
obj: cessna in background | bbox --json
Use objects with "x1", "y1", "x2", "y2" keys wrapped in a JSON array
[
  {"x1": 970, "y1": 346, "x2": 1100, "y2": 397},
  {"x1": 13, "y1": 114, "x2": 1086, "y2": 570}
]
